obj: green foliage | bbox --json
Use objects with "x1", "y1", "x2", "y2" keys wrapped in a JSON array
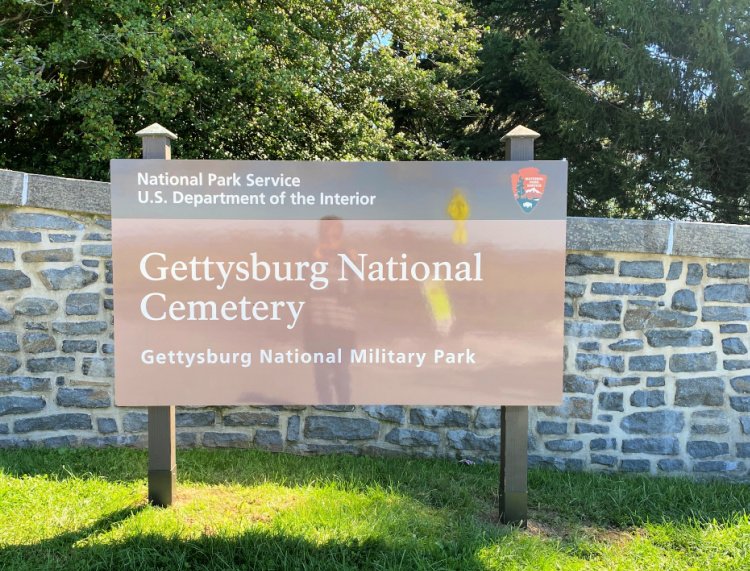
[
  {"x1": 461, "y1": 0, "x2": 750, "y2": 223},
  {"x1": 0, "y1": 0, "x2": 480, "y2": 179}
]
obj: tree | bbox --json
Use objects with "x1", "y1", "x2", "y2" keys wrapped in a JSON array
[
  {"x1": 460, "y1": 0, "x2": 750, "y2": 223},
  {"x1": 0, "y1": 0, "x2": 480, "y2": 180}
]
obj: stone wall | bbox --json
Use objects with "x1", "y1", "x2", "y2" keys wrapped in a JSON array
[{"x1": 0, "y1": 169, "x2": 749, "y2": 479}]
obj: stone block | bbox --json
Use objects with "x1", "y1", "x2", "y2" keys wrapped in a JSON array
[
  {"x1": 565, "y1": 255, "x2": 614, "y2": 276},
  {"x1": 591, "y1": 282, "x2": 666, "y2": 297},
  {"x1": 671, "y1": 289, "x2": 697, "y2": 312},
  {"x1": 693, "y1": 461, "x2": 745, "y2": 473},
  {"x1": 563, "y1": 375, "x2": 597, "y2": 394},
  {"x1": 575, "y1": 353, "x2": 625, "y2": 373},
  {"x1": 674, "y1": 377, "x2": 724, "y2": 407},
  {"x1": 81, "y1": 244, "x2": 112, "y2": 258},
  {"x1": 0, "y1": 395, "x2": 46, "y2": 416},
  {"x1": 385, "y1": 428, "x2": 440, "y2": 446},
  {"x1": 630, "y1": 390, "x2": 666, "y2": 408},
  {"x1": 203, "y1": 432, "x2": 252, "y2": 448},
  {"x1": 725, "y1": 360, "x2": 750, "y2": 371},
  {"x1": 591, "y1": 454, "x2": 617, "y2": 467},
  {"x1": 0, "y1": 357, "x2": 20, "y2": 375},
  {"x1": 579, "y1": 301, "x2": 622, "y2": 321},
  {"x1": 0, "y1": 231, "x2": 40, "y2": 242},
  {"x1": 57, "y1": 388, "x2": 110, "y2": 408},
  {"x1": 22, "y1": 332, "x2": 55, "y2": 353},
  {"x1": 14, "y1": 297, "x2": 58, "y2": 316},
  {"x1": 702, "y1": 306, "x2": 750, "y2": 322},
  {"x1": 446, "y1": 430, "x2": 500, "y2": 451},
  {"x1": 690, "y1": 410, "x2": 729, "y2": 435},
  {"x1": 658, "y1": 459, "x2": 685, "y2": 472},
  {"x1": 578, "y1": 341, "x2": 598, "y2": 351},
  {"x1": 620, "y1": 459, "x2": 650, "y2": 472},
  {"x1": 122, "y1": 412, "x2": 148, "y2": 432},
  {"x1": 14, "y1": 413, "x2": 91, "y2": 432},
  {"x1": 666, "y1": 262, "x2": 682, "y2": 280},
  {"x1": 629, "y1": 355, "x2": 666, "y2": 372},
  {"x1": 536, "y1": 421, "x2": 567, "y2": 435},
  {"x1": 603, "y1": 376, "x2": 640, "y2": 387},
  {"x1": 646, "y1": 329, "x2": 712, "y2": 348},
  {"x1": 0, "y1": 270, "x2": 31, "y2": 292},
  {"x1": 706, "y1": 263, "x2": 749, "y2": 279},
  {"x1": 619, "y1": 261, "x2": 663, "y2": 278},
  {"x1": 223, "y1": 412, "x2": 278, "y2": 427},
  {"x1": 62, "y1": 340, "x2": 97, "y2": 353},
  {"x1": 565, "y1": 282, "x2": 585, "y2": 297},
  {"x1": 21, "y1": 249, "x2": 73, "y2": 263},
  {"x1": 575, "y1": 423, "x2": 609, "y2": 434},
  {"x1": 254, "y1": 430, "x2": 283, "y2": 451},
  {"x1": 565, "y1": 321, "x2": 622, "y2": 339},
  {"x1": 52, "y1": 321, "x2": 107, "y2": 335},
  {"x1": 287, "y1": 415, "x2": 300, "y2": 441},
  {"x1": 0, "y1": 376, "x2": 50, "y2": 392},
  {"x1": 622, "y1": 437, "x2": 679, "y2": 455},
  {"x1": 669, "y1": 352, "x2": 717, "y2": 373},
  {"x1": 40, "y1": 266, "x2": 98, "y2": 290},
  {"x1": 686, "y1": 263, "x2": 703, "y2": 285},
  {"x1": 0, "y1": 333, "x2": 19, "y2": 352},
  {"x1": 81, "y1": 357, "x2": 114, "y2": 377},
  {"x1": 304, "y1": 416, "x2": 379, "y2": 440},
  {"x1": 27, "y1": 357, "x2": 75, "y2": 373},
  {"x1": 544, "y1": 439, "x2": 583, "y2": 452},
  {"x1": 362, "y1": 405, "x2": 405, "y2": 424},
  {"x1": 590, "y1": 438, "x2": 616, "y2": 450},
  {"x1": 687, "y1": 440, "x2": 728, "y2": 459},
  {"x1": 176, "y1": 411, "x2": 215, "y2": 427},
  {"x1": 311, "y1": 405, "x2": 355, "y2": 412},
  {"x1": 474, "y1": 407, "x2": 501, "y2": 429},
  {"x1": 621, "y1": 410, "x2": 684, "y2": 434},
  {"x1": 598, "y1": 392, "x2": 624, "y2": 412},
  {"x1": 65, "y1": 293, "x2": 100, "y2": 316},
  {"x1": 624, "y1": 307, "x2": 697, "y2": 330},
  {"x1": 731, "y1": 375, "x2": 750, "y2": 393},
  {"x1": 646, "y1": 377, "x2": 665, "y2": 387},
  {"x1": 608, "y1": 339, "x2": 643, "y2": 352},
  {"x1": 721, "y1": 324, "x2": 748, "y2": 334},
  {"x1": 723, "y1": 338, "x2": 748, "y2": 355},
  {"x1": 97, "y1": 418, "x2": 118, "y2": 434},
  {"x1": 410, "y1": 407, "x2": 469, "y2": 427},
  {"x1": 10, "y1": 212, "x2": 83, "y2": 230},
  {"x1": 538, "y1": 397, "x2": 593, "y2": 419},
  {"x1": 705, "y1": 284, "x2": 750, "y2": 304}
]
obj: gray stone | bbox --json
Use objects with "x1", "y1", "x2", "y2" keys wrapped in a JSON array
[
  {"x1": 0, "y1": 333, "x2": 19, "y2": 352},
  {"x1": 538, "y1": 397, "x2": 593, "y2": 420},
  {"x1": 14, "y1": 413, "x2": 91, "y2": 432},
  {"x1": 0, "y1": 270, "x2": 31, "y2": 291},
  {"x1": 21, "y1": 249, "x2": 74, "y2": 263},
  {"x1": 304, "y1": 416, "x2": 379, "y2": 440},
  {"x1": 591, "y1": 282, "x2": 666, "y2": 297},
  {"x1": 81, "y1": 244, "x2": 111, "y2": 258},
  {"x1": 670, "y1": 352, "x2": 717, "y2": 373},
  {"x1": 14, "y1": 297, "x2": 58, "y2": 316},
  {"x1": 82, "y1": 260, "x2": 99, "y2": 268},
  {"x1": 620, "y1": 459, "x2": 650, "y2": 472},
  {"x1": 675, "y1": 377, "x2": 724, "y2": 407},
  {"x1": 646, "y1": 329, "x2": 712, "y2": 348},
  {"x1": 474, "y1": 407, "x2": 501, "y2": 429},
  {"x1": 565, "y1": 254, "x2": 614, "y2": 276},
  {"x1": 536, "y1": 421, "x2": 567, "y2": 435},
  {"x1": 176, "y1": 411, "x2": 215, "y2": 427},
  {"x1": 575, "y1": 353, "x2": 624, "y2": 373},
  {"x1": 723, "y1": 338, "x2": 748, "y2": 355},
  {"x1": 385, "y1": 428, "x2": 440, "y2": 446},
  {"x1": 101, "y1": 343, "x2": 114, "y2": 354},
  {"x1": 96, "y1": 219, "x2": 112, "y2": 229},
  {"x1": 591, "y1": 454, "x2": 617, "y2": 467},
  {"x1": 81, "y1": 357, "x2": 114, "y2": 377},
  {"x1": 658, "y1": 459, "x2": 685, "y2": 472},
  {"x1": 52, "y1": 321, "x2": 107, "y2": 335},
  {"x1": 630, "y1": 390, "x2": 665, "y2": 408},
  {"x1": 40, "y1": 266, "x2": 98, "y2": 290},
  {"x1": 598, "y1": 392, "x2": 624, "y2": 412},
  {"x1": 736, "y1": 444, "x2": 750, "y2": 458},
  {"x1": 176, "y1": 433, "x2": 198, "y2": 447},
  {"x1": 624, "y1": 307, "x2": 697, "y2": 330},
  {"x1": 202, "y1": 432, "x2": 251, "y2": 448},
  {"x1": 620, "y1": 261, "x2": 664, "y2": 279},
  {"x1": 629, "y1": 355, "x2": 666, "y2": 372},
  {"x1": 0, "y1": 357, "x2": 20, "y2": 374},
  {"x1": 590, "y1": 438, "x2": 616, "y2": 450},
  {"x1": 9, "y1": 212, "x2": 83, "y2": 230},
  {"x1": 740, "y1": 417, "x2": 750, "y2": 434},
  {"x1": 565, "y1": 282, "x2": 585, "y2": 297},
  {"x1": 647, "y1": 377, "x2": 665, "y2": 387},
  {"x1": 577, "y1": 341, "x2": 599, "y2": 351},
  {"x1": 0, "y1": 231, "x2": 41, "y2": 242},
  {"x1": 565, "y1": 322, "x2": 622, "y2": 339},
  {"x1": 622, "y1": 437, "x2": 679, "y2": 455},
  {"x1": 725, "y1": 360, "x2": 750, "y2": 371},
  {"x1": 579, "y1": 301, "x2": 622, "y2": 321},
  {"x1": 563, "y1": 375, "x2": 597, "y2": 394},
  {"x1": 0, "y1": 308, "x2": 12, "y2": 324},
  {"x1": 608, "y1": 339, "x2": 644, "y2": 352},
  {"x1": 603, "y1": 376, "x2": 640, "y2": 387},
  {"x1": 0, "y1": 424, "x2": 7, "y2": 434},
  {"x1": 84, "y1": 232, "x2": 111, "y2": 241},
  {"x1": 312, "y1": 405, "x2": 355, "y2": 412},
  {"x1": 687, "y1": 440, "x2": 729, "y2": 459},
  {"x1": 49, "y1": 234, "x2": 75, "y2": 243},
  {"x1": 564, "y1": 303, "x2": 574, "y2": 317},
  {"x1": 446, "y1": 430, "x2": 500, "y2": 451},
  {"x1": 0, "y1": 396, "x2": 45, "y2": 416},
  {"x1": 57, "y1": 388, "x2": 110, "y2": 408},
  {"x1": 97, "y1": 418, "x2": 118, "y2": 434},
  {"x1": 65, "y1": 293, "x2": 100, "y2": 315},
  {"x1": 223, "y1": 412, "x2": 277, "y2": 427},
  {"x1": 731, "y1": 375, "x2": 750, "y2": 393},
  {"x1": 81, "y1": 435, "x2": 143, "y2": 448},
  {"x1": 671, "y1": 289, "x2": 697, "y2": 312},
  {"x1": 22, "y1": 333, "x2": 55, "y2": 353},
  {"x1": 702, "y1": 306, "x2": 750, "y2": 322},
  {"x1": 621, "y1": 410, "x2": 685, "y2": 434},
  {"x1": 254, "y1": 429, "x2": 283, "y2": 451},
  {"x1": 575, "y1": 423, "x2": 609, "y2": 434},
  {"x1": 362, "y1": 405, "x2": 405, "y2": 424},
  {"x1": 705, "y1": 284, "x2": 750, "y2": 304},
  {"x1": 667, "y1": 262, "x2": 683, "y2": 280},
  {"x1": 566, "y1": 218, "x2": 670, "y2": 254},
  {"x1": 693, "y1": 460, "x2": 745, "y2": 473},
  {"x1": 690, "y1": 411, "x2": 729, "y2": 435},
  {"x1": 706, "y1": 263, "x2": 749, "y2": 279},
  {"x1": 686, "y1": 263, "x2": 703, "y2": 285},
  {"x1": 410, "y1": 407, "x2": 470, "y2": 427},
  {"x1": 122, "y1": 412, "x2": 148, "y2": 432},
  {"x1": 721, "y1": 324, "x2": 748, "y2": 334},
  {"x1": 27, "y1": 357, "x2": 74, "y2": 373},
  {"x1": 544, "y1": 439, "x2": 583, "y2": 452},
  {"x1": 730, "y1": 397, "x2": 750, "y2": 412},
  {"x1": 62, "y1": 340, "x2": 97, "y2": 353},
  {"x1": 0, "y1": 376, "x2": 50, "y2": 392},
  {"x1": 0, "y1": 249, "x2": 14, "y2": 263},
  {"x1": 673, "y1": 219, "x2": 750, "y2": 259},
  {"x1": 287, "y1": 415, "x2": 300, "y2": 441}
]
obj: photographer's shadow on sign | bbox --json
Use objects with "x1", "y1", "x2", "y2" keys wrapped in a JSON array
[{"x1": 301, "y1": 215, "x2": 358, "y2": 404}]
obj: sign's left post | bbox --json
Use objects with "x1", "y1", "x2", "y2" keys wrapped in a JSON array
[{"x1": 135, "y1": 123, "x2": 178, "y2": 507}]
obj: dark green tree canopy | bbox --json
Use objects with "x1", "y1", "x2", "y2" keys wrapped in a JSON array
[
  {"x1": 1, "y1": 0, "x2": 480, "y2": 180},
  {"x1": 461, "y1": 0, "x2": 750, "y2": 223}
]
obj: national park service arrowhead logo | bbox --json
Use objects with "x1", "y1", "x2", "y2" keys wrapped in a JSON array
[{"x1": 511, "y1": 167, "x2": 547, "y2": 214}]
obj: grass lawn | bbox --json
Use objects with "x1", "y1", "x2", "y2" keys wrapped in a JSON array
[{"x1": 0, "y1": 449, "x2": 749, "y2": 570}]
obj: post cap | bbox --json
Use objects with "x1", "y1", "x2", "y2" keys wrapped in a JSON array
[
  {"x1": 500, "y1": 125, "x2": 540, "y2": 141},
  {"x1": 135, "y1": 123, "x2": 178, "y2": 140}
]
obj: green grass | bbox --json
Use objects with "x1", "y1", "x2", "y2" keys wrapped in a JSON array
[{"x1": 0, "y1": 449, "x2": 749, "y2": 570}]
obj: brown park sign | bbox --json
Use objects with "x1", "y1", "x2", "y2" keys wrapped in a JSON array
[{"x1": 111, "y1": 160, "x2": 568, "y2": 406}]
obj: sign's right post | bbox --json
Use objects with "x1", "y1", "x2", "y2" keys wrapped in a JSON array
[{"x1": 499, "y1": 125, "x2": 541, "y2": 526}]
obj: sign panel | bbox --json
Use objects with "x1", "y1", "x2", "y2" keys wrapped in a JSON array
[{"x1": 111, "y1": 160, "x2": 567, "y2": 406}]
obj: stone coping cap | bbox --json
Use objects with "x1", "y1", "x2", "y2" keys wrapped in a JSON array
[{"x1": 1, "y1": 169, "x2": 748, "y2": 260}]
